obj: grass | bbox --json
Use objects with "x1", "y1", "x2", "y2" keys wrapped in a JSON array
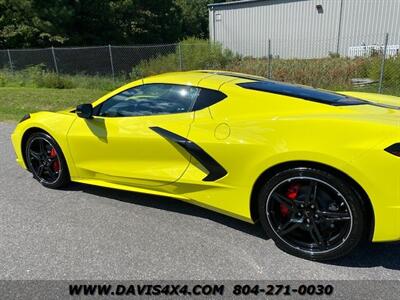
[
  {"x1": 0, "y1": 67, "x2": 126, "y2": 90},
  {"x1": 0, "y1": 87, "x2": 107, "y2": 121}
]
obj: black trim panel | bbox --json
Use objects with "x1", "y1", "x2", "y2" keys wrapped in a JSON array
[
  {"x1": 19, "y1": 114, "x2": 30, "y2": 123},
  {"x1": 192, "y1": 88, "x2": 227, "y2": 111},
  {"x1": 150, "y1": 126, "x2": 227, "y2": 181},
  {"x1": 385, "y1": 143, "x2": 400, "y2": 157}
]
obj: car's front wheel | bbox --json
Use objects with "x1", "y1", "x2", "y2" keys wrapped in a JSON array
[
  {"x1": 25, "y1": 132, "x2": 70, "y2": 189},
  {"x1": 258, "y1": 167, "x2": 366, "y2": 261}
]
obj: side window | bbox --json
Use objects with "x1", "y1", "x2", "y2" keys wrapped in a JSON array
[{"x1": 97, "y1": 84, "x2": 200, "y2": 117}]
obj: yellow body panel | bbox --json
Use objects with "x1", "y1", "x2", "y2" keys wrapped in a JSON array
[{"x1": 11, "y1": 71, "x2": 400, "y2": 242}]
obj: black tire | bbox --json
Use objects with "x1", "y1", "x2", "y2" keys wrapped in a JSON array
[
  {"x1": 258, "y1": 167, "x2": 366, "y2": 261},
  {"x1": 25, "y1": 132, "x2": 70, "y2": 189}
]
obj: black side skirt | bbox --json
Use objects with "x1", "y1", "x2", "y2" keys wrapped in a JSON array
[{"x1": 150, "y1": 126, "x2": 227, "y2": 182}]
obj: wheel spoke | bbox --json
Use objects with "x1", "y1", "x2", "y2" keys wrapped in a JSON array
[
  {"x1": 38, "y1": 139, "x2": 45, "y2": 155},
  {"x1": 292, "y1": 199, "x2": 304, "y2": 206},
  {"x1": 272, "y1": 193, "x2": 294, "y2": 210},
  {"x1": 45, "y1": 166, "x2": 58, "y2": 180},
  {"x1": 29, "y1": 150, "x2": 41, "y2": 160},
  {"x1": 37, "y1": 164, "x2": 44, "y2": 177},
  {"x1": 309, "y1": 223, "x2": 325, "y2": 246},
  {"x1": 305, "y1": 181, "x2": 318, "y2": 204},
  {"x1": 318, "y1": 210, "x2": 351, "y2": 221},
  {"x1": 277, "y1": 220, "x2": 302, "y2": 236}
]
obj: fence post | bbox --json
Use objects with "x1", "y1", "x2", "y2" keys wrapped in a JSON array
[
  {"x1": 51, "y1": 46, "x2": 59, "y2": 74},
  {"x1": 378, "y1": 33, "x2": 389, "y2": 94},
  {"x1": 268, "y1": 39, "x2": 272, "y2": 79},
  {"x1": 7, "y1": 49, "x2": 13, "y2": 72},
  {"x1": 178, "y1": 43, "x2": 182, "y2": 71},
  {"x1": 336, "y1": 0, "x2": 344, "y2": 54},
  {"x1": 108, "y1": 44, "x2": 115, "y2": 80}
]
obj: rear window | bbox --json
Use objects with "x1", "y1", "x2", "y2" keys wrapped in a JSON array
[{"x1": 237, "y1": 81, "x2": 366, "y2": 106}]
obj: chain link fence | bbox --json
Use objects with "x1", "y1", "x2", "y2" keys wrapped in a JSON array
[
  {"x1": 268, "y1": 32, "x2": 400, "y2": 95},
  {"x1": 221, "y1": 32, "x2": 400, "y2": 96},
  {"x1": 0, "y1": 44, "x2": 178, "y2": 77},
  {"x1": 0, "y1": 33, "x2": 399, "y2": 95}
]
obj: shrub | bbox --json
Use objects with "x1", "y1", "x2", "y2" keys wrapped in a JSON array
[
  {"x1": 0, "y1": 72, "x2": 7, "y2": 87},
  {"x1": 132, "y1": 37, "x2": 237, "y2": 77},
  {"x1": 224, "y1": 56, "x2": 377, "y2": 90},
  {"x1": 35, "y1": 72, "x2": 75, "y2": 89},
  {"x1": 367, "y1": 55, "x2": 400, "y2": 84}
]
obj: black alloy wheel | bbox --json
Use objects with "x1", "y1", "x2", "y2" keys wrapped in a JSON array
[
  {"x1": 258, "y1": 167, "x2": 366, "y2": 261},
  {"x1": 25, "y1": 132, "x2": 70, "y2": 188}
]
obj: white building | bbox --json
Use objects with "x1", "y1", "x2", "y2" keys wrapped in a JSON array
[{"x1": 209, "y1": 0, "x2": 400, "y2": 58}]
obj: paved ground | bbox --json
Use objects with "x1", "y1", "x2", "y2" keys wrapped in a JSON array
[{"x1": 1, "y1": 122, "x2": 400, "y2": 280}]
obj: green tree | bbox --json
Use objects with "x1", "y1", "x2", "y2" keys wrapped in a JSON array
[
  {"x1": 175, "y1": 0, "x2": 227, "y2": 39},
  {"x1": 62, "y1": 0, "x2": 118, "y2": 46},
  {"x1": 0, "y1": 0, "x2": 68, "y2": 48},
  {"x1": 61, "y1": 0, "x2": 183, "y2": 45},
  {"x1": 1, "y1": 0, "x2": 222, "y2": 48},
  {"x1": 110, "y1": 0, "x2": 183, "y2": 44}
]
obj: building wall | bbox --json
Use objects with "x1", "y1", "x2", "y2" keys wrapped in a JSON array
[
  {"x1": 338, "y1": 0, "x2": 400, "y2": 55},
  {"x1": 209, "y1": 0, "x2": 400, "y2": 58}
]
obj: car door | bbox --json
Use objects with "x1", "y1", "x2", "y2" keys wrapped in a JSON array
[{"x1": 67, "y1": 82, "x2": 200, "y2": 187}]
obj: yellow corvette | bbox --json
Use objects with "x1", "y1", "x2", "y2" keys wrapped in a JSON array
[{"x1": 11, "y1": 70, "x2": 400, "y2": 261}]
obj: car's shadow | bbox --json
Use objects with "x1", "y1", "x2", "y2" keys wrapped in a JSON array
[
  {"x1": 330, "y1": 242, "x2": 400, "y2": 270},
  {"x1": 65, "y1": 182, "x2": 400, "y2": 270},
  {"x1": 64, "y1": 182, "x2": 267, "y2": 240}
]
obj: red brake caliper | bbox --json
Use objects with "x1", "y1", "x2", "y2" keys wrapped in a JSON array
[
  {"x1": 49, "y1": 148, "x2": 60, "y2": 172},
  {"x1": 280, "y1": 183, "x2": 300, "y2": 217}
]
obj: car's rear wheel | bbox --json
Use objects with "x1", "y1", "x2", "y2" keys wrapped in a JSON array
[
  {"x1": 25, "y1": 132, "x2": 70, "y2": 189},
  {"x1": 258, "y1": 167, "x2": 365, "y2": 261}
]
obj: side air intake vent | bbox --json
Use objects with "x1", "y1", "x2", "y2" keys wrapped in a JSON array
[{"x1": 385, "y1": 143, "x2": 400, "y2": 157}]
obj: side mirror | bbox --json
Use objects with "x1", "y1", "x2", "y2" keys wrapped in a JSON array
[{"x1": 76, "y1": 104, "x2": 93, "y2": 119}]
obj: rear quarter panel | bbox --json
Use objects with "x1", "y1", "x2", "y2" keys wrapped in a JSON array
[{"x1": 199, "y1": 85, "x2": 400, "y2": 241}]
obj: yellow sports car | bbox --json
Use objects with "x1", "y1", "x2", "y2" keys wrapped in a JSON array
[{"x1": 11, "y1": 71, "x2": 400, "y2": 261}]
